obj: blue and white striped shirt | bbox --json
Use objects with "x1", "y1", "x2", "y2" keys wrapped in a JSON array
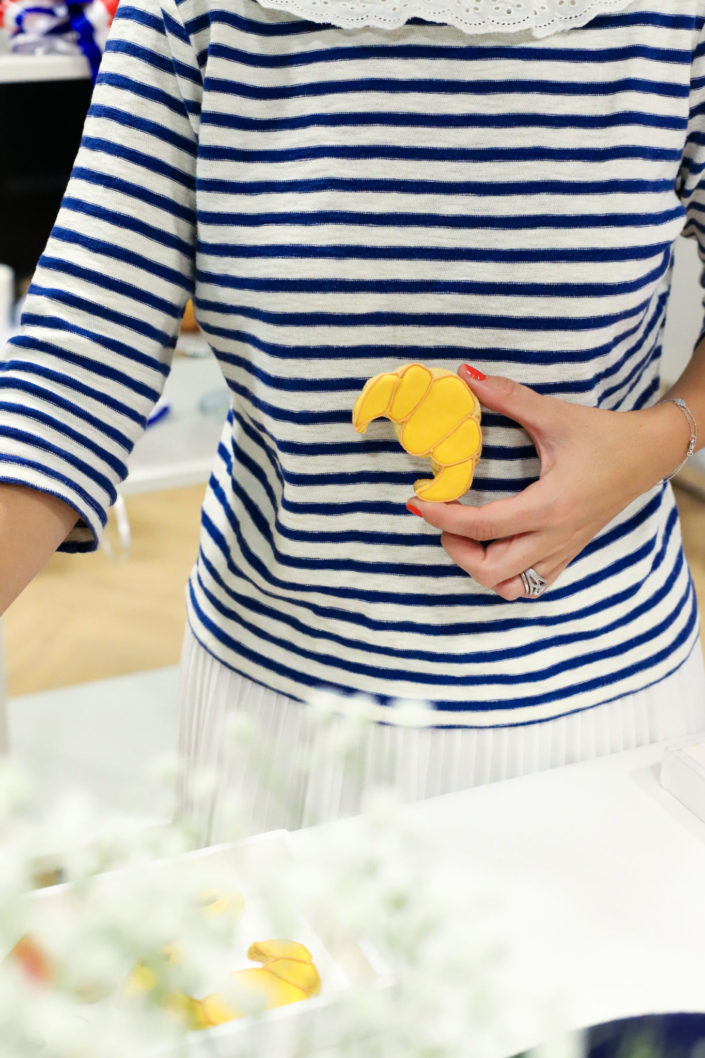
[{"x1": 1, "y1": 0, "x2": 703, "y2": 724}]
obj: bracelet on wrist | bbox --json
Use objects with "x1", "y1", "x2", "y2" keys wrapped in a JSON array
[{"x1": 656, "y1": 397, "x2": 698, "y2": 482}]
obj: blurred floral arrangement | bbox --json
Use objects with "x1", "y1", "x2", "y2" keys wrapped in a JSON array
[{"x1": 0, "y1": 691, "x2": 578, "y2": 1058}]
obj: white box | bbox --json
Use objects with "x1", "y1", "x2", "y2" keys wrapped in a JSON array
[
  {"x1": 23, "y1": 829, "x2": 394, "y2": 1057},
  {"x1": 660, "y1": 731, "x2": 705, "y2": 824}
]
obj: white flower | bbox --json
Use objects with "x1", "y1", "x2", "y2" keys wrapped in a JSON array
[
  {"x1": 387, "y1": 697, "x2": 436, "y2": 728},
  {"x1": 0, "y1": 759, "x2": 33, "y2": 824},
  {"x1": 223, "y1": 710, "x2": 256, "y2": 747}
]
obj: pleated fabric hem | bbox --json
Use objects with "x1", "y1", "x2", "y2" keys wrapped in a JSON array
[{"x1": 175, "y1": 623, "x2": 705, "y2": 844}]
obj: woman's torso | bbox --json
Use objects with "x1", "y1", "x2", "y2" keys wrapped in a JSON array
[{"x1": 183, "y1": 0, "x2": 701, "y2": 722}]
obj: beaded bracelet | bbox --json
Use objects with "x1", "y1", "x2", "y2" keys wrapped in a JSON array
[{"x1": 657, "y1": 397, "x2": 698, "y2": 481}]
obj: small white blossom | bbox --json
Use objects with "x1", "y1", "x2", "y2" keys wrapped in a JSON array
[
  {"x1": 223, "y1": 710, "x2": 256, "y2": 747},
  {"x1": 387, "y1": 697, "x2": 436, "y2": 728}
]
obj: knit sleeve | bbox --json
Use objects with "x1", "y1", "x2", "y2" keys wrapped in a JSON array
[
  {"x1": 678, "y1": 6, "x2": 705, "y2": 350},
  {"x1": 0, "y1": 0, "x2": 201, "y2": 552}
]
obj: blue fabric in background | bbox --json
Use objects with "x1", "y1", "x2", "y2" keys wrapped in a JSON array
[
  {"x1": 586, "y1": 1013, "x2": 705, "y2": 1057},
  {"x1": 512, "y1": 1014, "x2": 705, "y2": 1058}
]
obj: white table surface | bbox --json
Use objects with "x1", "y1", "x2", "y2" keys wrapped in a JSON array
[
  {"x1": 7, "y1": 665, "x2": 180, "y2": 816},
  {"x1": 291, "y1": 740, "x2": 705, "y2": 1057}
]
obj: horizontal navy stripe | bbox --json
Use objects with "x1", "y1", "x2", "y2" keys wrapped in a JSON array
[
  {"x1": 196, "y1": 176, "x2": 679, "y2": 196},
  {"x1": 195, "y1": 296, "x2": 649, "y2": 332},
  {"x1": 7, "y1": 334, "x2": 164, "y2": 402},
  {"x1": 0, "y1": 351, "x2": 152, "y2": 425},
  {"x1": 197, "y1": 5, "x2": 697, "y2": 37},
  {"x1": 229, "y1": 404, "x2": 535, "y2": 461},
  {"x1": 97, "y1": 70, "x2": 202, "y2": 119},
  {"x1": 81, "y1": 136, "x2": 195, "y2": 192},
  {"x1": 205, "y1": 40, "x2": 692, "y2": 70},
  {"x1": 198, "y1": 142, "x2": 681, "y2": 165},
  {"x1": 195, "y1": 208, "x2": 682, "y2": 231},
  {"x1": 105, "y1": 36, "x2": 202, "y2": 87},
  {"x1": 200, "y1": 74, "x2": 689, "y2": 103},
  {"x1": 113, "y1": 3, "x2": 166, "y2": 35},
  {"x1": 199, "y1": 107, "x2": 685, "y2": 134},
  {"x1": 0, "y1": 380, "x2": 133, "y2": 450},
  {"x1": 196, "y1": 256, "x2": 667, "y2": 298},
  {"x1": 0, "y1": 402, "x2": 127, "y2": 477},
  {"x1": 70, "y1": 168, "x2": 196, "y2": 226},
  {"x1": 54, "y1": 216, "x2": 193, "y2": 278},
  {"x1": 195, "y1": 237, "x2": 673, "y2": 264},
  {"x1": 0, "y1": 426, "x2": 118, "y2": 497},
  {"x1": 89, "y1": 104, "x2": 197, "y2": 156},
  {"x1": 26, "y1": 285, "x2": 177, "y2": 349},
  {"x1": 40, "y1": 252, "x2": 186, "y2": 317}
]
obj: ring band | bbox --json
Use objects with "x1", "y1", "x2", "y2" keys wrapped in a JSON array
[{"x1": 520, "y1": 567, "x2": 548, "y2": 598}]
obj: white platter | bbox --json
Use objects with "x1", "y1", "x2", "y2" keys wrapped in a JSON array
[{"x1": 22, "y1": 829, "x2": 395, "y2": 1057}]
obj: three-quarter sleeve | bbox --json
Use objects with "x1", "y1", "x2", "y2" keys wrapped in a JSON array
[{"x1": 0, "y1": 0, "x2": 201, "y2": 551}]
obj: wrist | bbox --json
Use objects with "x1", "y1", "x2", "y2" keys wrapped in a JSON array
[{"x1": 638, "y1": 401, "x2": 695, "y2": 485}]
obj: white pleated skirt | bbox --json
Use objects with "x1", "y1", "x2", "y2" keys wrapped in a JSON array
[{"x1": 175, "y1": 623, "x2": 705, "y2": 844}]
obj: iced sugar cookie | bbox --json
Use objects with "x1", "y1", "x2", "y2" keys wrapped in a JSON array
[
  {"x1": 352, "y1": 363, "x2": 482, "y2": 502},
  {"x1": 195, "y1": 938, "x2": 319, "y2": 1026}
]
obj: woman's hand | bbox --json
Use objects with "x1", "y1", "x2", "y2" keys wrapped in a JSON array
[{"x1": 405, "y1": 366, "x2": 692, "y2": 601}]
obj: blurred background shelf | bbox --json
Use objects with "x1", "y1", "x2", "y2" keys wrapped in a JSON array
[{"x1": 0, "y1": 52, "x2": 90, "y2": 83}]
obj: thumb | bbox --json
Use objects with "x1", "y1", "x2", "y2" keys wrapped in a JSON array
[{"x1": 457, "y1": 364, "x2": 547, "y2": 433}]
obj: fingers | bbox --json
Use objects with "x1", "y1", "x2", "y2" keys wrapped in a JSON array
[
  {"x1": 493, "y1": 557, "x2": 572, "y2": 602},
  {"x1": 441, "y1": 530, "x2": 540, "y2": 591},
  {"x1": 457, "y1": 366, "x2": 548, "y2": 436},
  {"x1": 408, "y1": 483, "x2": 546, "y2": 541},
  {"x1": 440, "y1": 530, "x2": 571, "y2": 601}
]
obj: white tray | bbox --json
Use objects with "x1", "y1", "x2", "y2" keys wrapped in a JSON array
[
  {"x1": 660, "y1": 730, "x2": 705, "y2": 826},
  {"x1": 26, "y1": 829, "x2": 395, "y2": 1056}
]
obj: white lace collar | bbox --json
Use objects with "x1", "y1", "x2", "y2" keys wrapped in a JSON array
[{"x1": 255, "y1": 0, "x2": 639, "y2": 38}]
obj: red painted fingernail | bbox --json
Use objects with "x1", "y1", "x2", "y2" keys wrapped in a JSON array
[
  {"x1": 406, "y1": 501, "x2": 423, "y2": 517},
  {"x1": 462, "y1": 364, "x2": 486, "y2": 381}
]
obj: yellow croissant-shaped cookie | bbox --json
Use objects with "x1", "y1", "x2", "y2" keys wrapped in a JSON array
[{"x1": 352, "y1": 363, "x2": 482, "y2": 502}]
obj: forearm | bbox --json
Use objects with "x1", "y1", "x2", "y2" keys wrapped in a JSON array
[
  {"x1": 636, "y1": 333, "x2": 705, "y2": 486},
  {"x1": 0, "y1": 485, "x2": 79, "y2": 616}
]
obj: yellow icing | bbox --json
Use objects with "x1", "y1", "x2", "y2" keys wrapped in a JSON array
[
  {"x1": 199, "y1": 969, "x2": 309, "y2": 1023},
  {"x1": 433, "y1": 417, "x2": 482, "y2": 465},
  {"x1": 352, "y1": 362, "x2": 482, "y2": 502},
  {"x1": 352, "y1": 373, "x2": 397, "y2": 433},
  {"x1": 247, "y1": 939, "x2": 313, "y2": 964},
  {"x1": 415, "y1": 461, "x2": 474, "y2": 502},
  {"x1": 124, "y1": 935, "x2": 319, "y2": 1032},
  {"x1": 389, "y1": 363, "x2": 431, "y2": 421},
  {"x1": 400, "y1": 375, "x2": 475, "y2": 455},
  {"x1": 264, "y1": 957, "x2": 321, "y2": 996}
]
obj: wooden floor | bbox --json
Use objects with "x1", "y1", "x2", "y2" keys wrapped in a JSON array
[
  {"x1": 4, "y1": 485, "x2": 205, "y2": 696},
  {"x1": 4, "y1": 482, "x2": 705, "y2": 697}
]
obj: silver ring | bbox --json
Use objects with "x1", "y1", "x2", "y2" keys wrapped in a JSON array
[{"x1": 520, "y1": 567, "x2": 548, "y2": 598}]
